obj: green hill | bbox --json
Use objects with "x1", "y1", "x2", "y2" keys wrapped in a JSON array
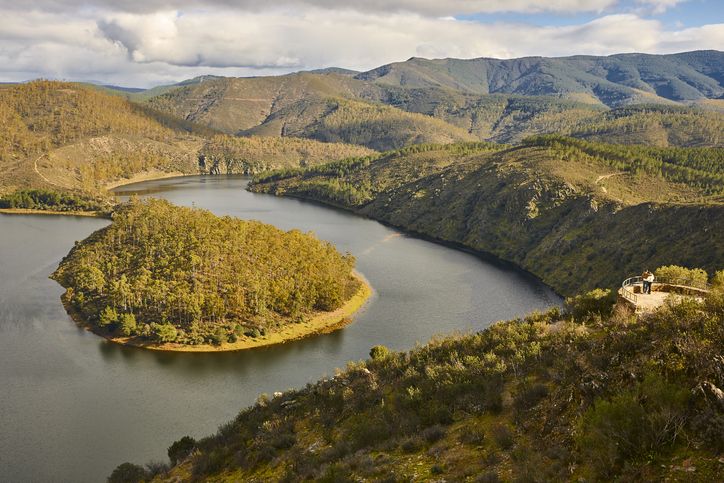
[
  {"x1": 251, "y1": 138, "x2": 724, "y2": 296},
  {"x1": 146, "y1": 74, "x2": 475, "y2": 151},
  {"x1": 0, "y1": 80, "x2": 203, "y2": 195},
  {"x1": 356, "y1": 50, "x2": 724, "y2": 107},
  {"x1": 114, "y1": 277, "x2": 724, "y2": 482},
  {"x1": 142, "y1": 57, "x2": 724, "y2": 150},
  {"x1": 0, "y1": 80, "x2": 376, "y2": 207},
  {"x1": 52, "y1": 198, "x2": 362, "y2": 349}
]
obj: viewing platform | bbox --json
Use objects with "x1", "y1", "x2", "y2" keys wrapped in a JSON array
[{"x1": 618, "y1": 275, "x2": 711, "y2": 314}]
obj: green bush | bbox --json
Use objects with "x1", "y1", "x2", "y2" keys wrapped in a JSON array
[
  {"x1": 107, "y1": 462, "x2": 147, "y2": 483},
  {"x1": 711, "y1": 269, "x2": 724, "y2": 290},
  {"x1": 576, "y1": 374, "x2": 689, "y2": 478},
  {"x1": 369, "y1": 345, "x2": 390, "y2": 360},
  {"x1": 654, "y1": 265, "x2": 708, "y2": 286},
  {"x1": 564, "y1": 288, "x2": 614, "y2": 320},
  {"x1": 151, "y1": 323, "x2": 177, "y2": 343},
  {"x1": 167, "y1": 436, "x2": 196, "y2": 465}
]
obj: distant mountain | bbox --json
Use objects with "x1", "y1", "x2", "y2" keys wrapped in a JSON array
[
  {"x1": 144, "y1": 64, "x2": 723, "y2": 149},
  {"x1": 146, "y1": 73, "x2": 476, "y2": 151},
  {"x1": 356, "y1": 50, "x2": 724, "y2": 107}
]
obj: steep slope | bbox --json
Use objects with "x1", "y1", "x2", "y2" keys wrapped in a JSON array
[
  {"x1": 146, "y1": 74, "x2": 475, "y2": 151},
  {"x1": 0, "y1": 80, "x2": 203, "y2": 194},
  {"x1": 118, "y1": 285, "x2": 724, "y2": 482},
  {"x1": 250, "y1": 139, "x2": 724, "y2": 296},
  {"x1": 356, "y1": 50, "x2": 724, "y2": 107},
  {"x1": 0, "y1": 80, "x2": 378, "y2": 198}
]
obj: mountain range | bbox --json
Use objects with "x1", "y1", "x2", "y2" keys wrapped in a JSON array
[{"x1": 128, "y1": 50, "x2": 723, "y2": 151}]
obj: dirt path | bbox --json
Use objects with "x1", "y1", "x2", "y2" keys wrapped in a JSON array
[{"x1": 33, "y1": 153, "x2": 57, "y2": 186}]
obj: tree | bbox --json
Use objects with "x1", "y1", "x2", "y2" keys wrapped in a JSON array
[
  {"x1": 168, "y1": 436, "x2": 196, "y2": 465},
  {"x1": 99, "y1": 306, "x2": 118, "y2": 328},
  {"x1": 119, "y1": 313, "x2": 137, "y2": 337}
]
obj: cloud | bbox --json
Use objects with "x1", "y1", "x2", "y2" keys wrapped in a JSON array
[
  {"x1": 1, "y1": 1, "x2": 620, "y2": 16},
  {"x1": 636, "y1": 0, "x2": 687, "y2": 14},
  {"x1": 0, "y1": 5, "x2": 720, "y2": 87}
]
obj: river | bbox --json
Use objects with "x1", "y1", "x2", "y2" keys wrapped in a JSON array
[{"x1": 0, "y1": 176, "x2": 560, "y2": 482}]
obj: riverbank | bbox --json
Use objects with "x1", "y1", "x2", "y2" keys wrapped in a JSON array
[
  {"x1": 0, "y1": 208, "x2": 109, "y2": 218},
  {"x1": 60, "y1": 272, "x2": 373, "y2": 353},
  {"x1": 104, "y1": 170, "x2": 190, "y2": 190}
]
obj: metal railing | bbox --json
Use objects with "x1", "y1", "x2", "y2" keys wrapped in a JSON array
[{"x1": 621, "y1": 274, "x2": 711, "y2": 305}]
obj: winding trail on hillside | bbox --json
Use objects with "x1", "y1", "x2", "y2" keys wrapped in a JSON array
[{"x1": 33, "y1": 154, "x2": 55, "y2": 186}]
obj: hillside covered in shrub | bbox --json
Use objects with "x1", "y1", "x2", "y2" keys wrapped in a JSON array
[
  {"x1": 52, "y1": 199, "x2": 362, "y2": 348},
  {"x1": 113, "y1": 270, "x2": 724, "y2": 482},
  {"x1": 251, "y1": 138, "x2": 724, "y2": 296}
]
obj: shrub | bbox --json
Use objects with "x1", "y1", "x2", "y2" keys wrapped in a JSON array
[
  {"x1": 151, "y1": 323, "x2": 177, "y2": 343},
  {"x1": 491, "y1": 424, "x2": 515, "y2": 450},
  {"x1": 168, "y1": 436, "x2": 196, "y2": 465},
  {"x1": 711, "y1": 269, "x2": 724, "y2": 290},
  {"x1": 576, "y1": 374, "x2": 689, "y2": 478},
  {"x1": 369, "y1": 345, "x2": 390, "y2": 360},
  {"x1": 107, "y1": 462, "x2": 147, "y2": 483},
  {"x1": 422, "y1": 424, "x2": 446, "y2": 444},
  {"x1": 654, "y1": 265, "x2": 708, "y2": 286},
  {"x1": 514, "y1": 382, "x2": 549, "y2": 411},
  {"x1": 565, "y1": 288, "x2": 614, "y2": 320}
]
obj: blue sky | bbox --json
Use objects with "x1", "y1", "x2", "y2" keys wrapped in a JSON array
[{"x1": 461, "y1": 0, "x2": 722, "y2": 28}]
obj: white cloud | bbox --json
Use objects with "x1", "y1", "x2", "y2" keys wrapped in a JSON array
[
  {"x1": 0, "y1": 5, "x2": 720, "y2": 87},
  {"x1": 1, "y1": 1, "x2": 620, "y2": 16}
]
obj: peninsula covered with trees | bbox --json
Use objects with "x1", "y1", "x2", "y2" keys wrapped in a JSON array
[{"x1": 51, "y1": 198, "x2": 370, "y2": 350}]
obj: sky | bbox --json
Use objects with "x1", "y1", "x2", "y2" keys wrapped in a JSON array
[{"x1": 0, "y1": 0, "x2": 721, "y2": 87}]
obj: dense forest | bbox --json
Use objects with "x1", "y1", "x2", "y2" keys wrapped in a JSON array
[
  {"x1": 0, "y1": 189, "x2": 109, "y2": 213},
  {"x1": 526, "y1": 135, "x2": 724, "y2": 195},
  {"x1": 250, "y1": 139, "x2": 724, "y2": 295},
  {"x1": 52, "y1": 199, "x2": 360, "y2": 347},
  {"x1": 112, "y1": 267, "x2": 724, "y2": 482},
  {"x1": 198, "y1": 135, "x2": 372, "y2": 175}
]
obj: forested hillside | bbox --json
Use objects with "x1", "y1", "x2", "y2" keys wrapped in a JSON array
[
  {"x1": 143, "y1": 57, "x2": 724, "y2": 150},
  {"x1": 52, "y1": 199, "x2": 362, "y2": 348},
  {"x1": 357, "y1": 50, "x2": 724, "y2": 106},
  {"x1": 0, "y1": 80, "x2": 202, "y2": 194},
  {"x1": 115, "y1": 275, "x2": 724, "y2": 482},
  {"x1": 198, "y1": 136, "x2": 373, "y2": 175},
  {"x1": 0, "y1": 80, "x2": 378, "y2": 205},
  {"x1": 251, "y1": 138, "x2": 724, "y2": 296}
]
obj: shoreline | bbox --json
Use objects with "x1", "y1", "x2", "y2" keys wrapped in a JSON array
[
  {"x1": 104, "y1": 170, "x2": 190, "y2": 190},
  {"x1": 0, "y1": 208, "x2": 108, "y2": 218},
  {"x1": 60, "y1": 272, "x2": 373, "y2": 353},
  {"x1": 249, "y1": 186, "x2": 564, "y2": 298}
]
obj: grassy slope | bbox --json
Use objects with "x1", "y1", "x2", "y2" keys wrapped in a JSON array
[
  {"x1": 250, "y1": 140, "x2": 724, "y2": 296},
  {"x1": 149, "y1": 290, "x2": 724, "y2": 482}
]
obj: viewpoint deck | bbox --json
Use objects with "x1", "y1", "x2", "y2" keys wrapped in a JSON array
[{"x1": 618, "y1": 276, "x2": 710, "y2": 315}]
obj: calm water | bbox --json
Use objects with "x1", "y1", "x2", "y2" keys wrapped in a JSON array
[{"x1": 0, "y1": 176, "x2": 559, "y2": 482}]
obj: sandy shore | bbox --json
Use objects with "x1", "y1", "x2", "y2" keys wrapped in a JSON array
[
  {"x1": 61, "y1": 272, "x2": 373, "y2": 352},
  {"x1": 104, "y1": 170, "x2": 189, "y2": 190}
]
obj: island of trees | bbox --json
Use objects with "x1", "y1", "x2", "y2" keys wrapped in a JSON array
[{"x1": 51, "y1": 198, "x2": 370, "y2": 350}]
